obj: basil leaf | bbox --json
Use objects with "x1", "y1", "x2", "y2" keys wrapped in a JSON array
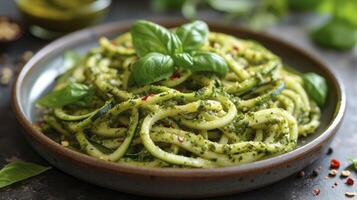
[
  {"x1": 131, "y1": 20, "x2": 183, "y2": 57},
  {"x1": 176, "y1": 20, "x2": 209, "y2": 51},
  {"x1": 130, "y1": 52, "x2": 175, "y2": 86},
  {"x1": 37, "y1": 83, "x2": 94, "y2": 108},
  {"x1": 172, "y1": 52, "x2": 194, "y2": 67},
  {"x1": 311, "y1": 18, "x2": 357, "y2": 50},
  {"x1": 188, "y1": 52, "x2": 228, "y2": 76},
  {"x1": 303, "y1": 72, "x2": 328, "y2": 107},
  {"x1": 0, "y1": 161, "x2": 51, "y2": 188}
]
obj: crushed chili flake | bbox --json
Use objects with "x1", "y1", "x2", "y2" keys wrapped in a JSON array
[
  {"x1": 111, "y1": 40, "x2": 117, "y2": 46},
  {"x1": 233, "y1": 45, "x2": 240, "y2": 52},
  {"x1": 346, "y1": 178, "x2": 354, "y2": 186},
  {"x1": 330, "y1": 159, "x2": 340, "y2": 169},
  {"x1": 170, "y1": 71, "x2": 181, "y2": 80},
  {"x1": 142, "y1": 93, "x2": 154, "y2": 101},
  {"x1": 177, "y1": 135, "x2": 184, "y2": 143},
  {"x1": 312, "y1": 188, "x2": 320, "y2": 196}
]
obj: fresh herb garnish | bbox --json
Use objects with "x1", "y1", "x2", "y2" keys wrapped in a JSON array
[
  {"x1": 131, "y1": 52, "x2": 175, "y2": 86},
  {"x1": 37, "y1": 82, "x2": 94, "y2": 108},
  {"x1": 129, "y1": 20, "x2": 228, "y2": 86},
  {"x1": 349, "y1": 158, "x2": 357, "y2": 171},
  {"x1": 175, "y1": 52, "x2": 228, "y2": 76},
  {"x1": 0, "y1": 161, "x2": 51, "y2": 189},
  {"x1": 176, "y1": 20, "x2": 208, "y2": 51},
  {"x1": 131, "y1": 20, "x2": 183, "y2": 57},
  {"x1": 311, "y1": 19, "x2": 357, "y2": 50},
  {"x1": 303, "y1": 72, "x2": 328, "y2": 107}
]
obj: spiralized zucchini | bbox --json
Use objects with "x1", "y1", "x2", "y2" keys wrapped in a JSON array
[{"x1": 38, "y1": 31, "x2": 321, "y2": 168}]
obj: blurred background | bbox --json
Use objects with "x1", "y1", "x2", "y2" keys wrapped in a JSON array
[
  {"x1": 1, "y1": 0, "x2": 357, "y2": 200},
  {"x1": 1, "y1": 0, "x2": 357, "y2": 50}
]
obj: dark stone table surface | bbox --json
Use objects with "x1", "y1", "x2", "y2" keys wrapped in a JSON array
[{"x1": 1, "y1": 1, "x2": 356, "y2": 199}]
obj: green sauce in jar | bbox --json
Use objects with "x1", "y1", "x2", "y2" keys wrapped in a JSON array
[{"x1": 15, "y1": 0, "x2": 111, "y2": 39}]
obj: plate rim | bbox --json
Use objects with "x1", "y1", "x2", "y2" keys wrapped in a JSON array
[{"x1": 12, "y1": 19, "x2": 346, "y2": 179}]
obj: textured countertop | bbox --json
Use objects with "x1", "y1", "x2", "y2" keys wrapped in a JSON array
[{"x1": 1, "y1": 0, "x2": 356, "y2": 199}]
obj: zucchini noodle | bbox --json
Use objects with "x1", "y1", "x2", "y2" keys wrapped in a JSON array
[{"x1": 38, "y1": 30, "x2": 321, "y2": 168}]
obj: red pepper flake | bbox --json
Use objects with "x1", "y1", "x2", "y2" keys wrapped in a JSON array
[
  {"x1": 233, "y1": 45, "x2": 240, "y2": 52},
  {"x1": 346, "y1": 178, "x2": 354, "y2": 186},
  {"x1": 312, "y1": 188, "x2": 320, "y2": 196},
  {"x1": 142, "y1": 93, "x2": 154, "y2": 101},
  {"x1": 330, "y1": 159, "x2": 340, "y2": 169},
  {"x1": 170, "y1": 71, "x2": 181, "y2": 80},
  {"x1": 177, "y1": 135, "x2": 184, "y2": 143},
  {"x1": 111, "y1": 40, "x2": 117, "y2": 46}
]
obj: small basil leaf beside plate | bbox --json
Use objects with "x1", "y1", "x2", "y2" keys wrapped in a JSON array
[{"x1": 0, "y1": 161, "x2": 51, "y2": 189}]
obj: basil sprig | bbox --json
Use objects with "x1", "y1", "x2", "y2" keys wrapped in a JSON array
[
  {"x1": 130, "y1": 20, "x2": 228, "y2": 86},
  {"x1": 0, "y1": 161, "x2": 51, "y2": 189},
  {"x1": 303, "y1": 72, "x2": 328, "y2": 107}
]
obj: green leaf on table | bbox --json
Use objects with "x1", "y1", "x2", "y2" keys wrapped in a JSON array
[
  {"x1": 349, "y1": 158, "x2": 357, "y2": 171},
  {"x1": 130, "y1": 52, "x2": 175, "y2": 86},
  {"x1": 131, "y1": 20, "x2": 183, "y2": 57},
  {"x1": 0, "y1": 161, "x2": 51, "y2": 189},
  {"x1": 37, "y1": 82, "x2": 94, "y2": 108},
  {"x1": 334, "y1": 0, "x2": 357, "y2": 27},
  {"x1": 176, "y1": 20, "x2": 209, "y2": 51},
  {"x1": 184, "y1": 52, "x2": 228, "y2": 76},
  {"x1": 303, "y1": 72, "x2": 328, "y2": 107},
  {"x1": 317, "y1": 0, "x2": 357, "y2": 27},
  {"x1": 311, "y1": 18, "x2": 357, "y2": 50}
]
